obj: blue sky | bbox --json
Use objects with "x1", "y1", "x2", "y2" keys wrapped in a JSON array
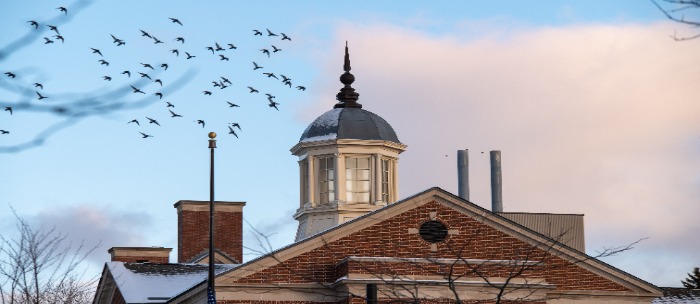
[{"x1": 1, "y1": 0, "x2": 698, "y2": 288}]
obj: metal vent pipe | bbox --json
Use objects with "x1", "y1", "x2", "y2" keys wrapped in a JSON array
[
  {"x1": 490, "y1": 150, "x2": 503, "y2": 212},
  {"x1": 457, "y1": 150, "x2": 469, "y2": 200}
]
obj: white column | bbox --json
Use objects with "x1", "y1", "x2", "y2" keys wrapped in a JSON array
[
  {"x1": 308, "y1": 155, "x2": 315, "y2": 207},
  {"x1": 373, "y1": 154, "x2": 381, "y2": 204},
  {"x1": 334, "y1": 153, "x2": 344, "y2": 203}
]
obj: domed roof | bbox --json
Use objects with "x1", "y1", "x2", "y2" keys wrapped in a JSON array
[
  {"x1": 299, "y1": 108, "x2": 401, "y2": 143},
  {"x1": 299, "y1": 43, "x2": 400, "y2": 144}
]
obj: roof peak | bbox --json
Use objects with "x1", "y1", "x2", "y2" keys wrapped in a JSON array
[{"x1": 334, "y1": 41, "x2": 362, "y2": 109}]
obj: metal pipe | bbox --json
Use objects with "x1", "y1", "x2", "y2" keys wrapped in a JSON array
[
  {"x1": 490, "y1": 150, "x2": 503, "y2": 212},
  {"x1": 457, "y1": 150, "x2": 469, "y2": 200},
  {"x1": 208, "y1": 132, "x2": 217, "y2": 301}
]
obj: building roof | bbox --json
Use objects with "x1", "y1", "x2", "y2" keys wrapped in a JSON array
[{"x1": 653, "y1": 288, "x2": 700, "y2": 304}]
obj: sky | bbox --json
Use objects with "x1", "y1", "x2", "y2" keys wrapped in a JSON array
[{"x1": 0, "y1": 0, "x2": 698, "y2": 289}]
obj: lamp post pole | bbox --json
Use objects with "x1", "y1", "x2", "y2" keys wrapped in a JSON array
[{"x1": 207, "y1": 132, "x2": 217, "y2": 303}]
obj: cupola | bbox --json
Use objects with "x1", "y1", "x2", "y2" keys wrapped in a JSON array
[{"x1": 290, "y1": 43, "x2": 407, "y2": 241}]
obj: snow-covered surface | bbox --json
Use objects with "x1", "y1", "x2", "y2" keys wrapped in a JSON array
[
  {"x1": 301, "y1": 132, "x2": 337, "y2": 143},
  {"x1": 300, "y1": 108, "x2": 341, "y2": 142},
  {"x1": 107, "y1": 262, "x2": 237, "y2": 303},
  {"x1": 653, "y1": 288, "x2": 700, "y2": 304}
]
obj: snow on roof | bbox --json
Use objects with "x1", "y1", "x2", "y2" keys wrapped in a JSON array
[
  {"x1": 653, "y1": 288, "x2": 700, "y2": 304},
  {"x1": 107, "y1": 262, "x2": 236, "y2": 303},
  {"x1": 300, "y1": 132, "x2": 337, "y2": 143}
]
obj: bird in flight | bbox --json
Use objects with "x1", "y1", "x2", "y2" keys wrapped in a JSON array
[
  {"x1": 227, "y1": 126, "x2": 238, "y2": 138},
  {"x1": 260, "y1": 48, "x2": 270, "y2": 57},
  {"x1": 219, "y1": 54, "x2": 229, "y2": 61},
  {"x1": 196, "y1": 120, "x2": 205, "y2": 128},
  {"x1": 110, "y1": 34, "x2": 125, "y2": 46},
  {"x1": 247, "y1": 86, "x2": 259, "y2": 93},
  {"x1": 166, "y1": 101, "x2": 174, "y2": 108},
  {"x1": 122, "y1": 70, "x2": 131, "y2": 77},
  {"x1": 54, "y1": 35, "x2": 65, "y2": 43},
  {"x1": 28, "y1": 20, "x2": 39, "y2": 29},
  {"x1": 44, "y1": 37, "x2": 54, "y2": 44},
  {"x1": 155, "y1": 92, "x2": 163, "y2": 99},
  {"x1": 103, "y1": 76, "x2": 112, "y2": 81},
  {"x1": 147, "y1": 117, "x2": 160, "y2": 126},
  {"x1": 4, "y1": 107, "x2": 12, "y2": 115},
  {"x1": 253, "y1": 29, "x2": 262, "y2": 36},
  {"x1": 206, "y1": 46, "x2": 215, "y2": 54},
  {"x1": 271, "y1": 45, "x2": 281, "y2": 53},
  {"x1": 266, "y1": 28, "x2": 278, "y2": 36},
  {"x1": 281, "y1": 33, "x2": 291, "y2": 41},
  {"x1": 139, "y1": 72, "x2": 151, "y2": 80},
  {"x1": 34, "y1": 83, "x2": 43, "y2": 89},
  {"x1": 0, "y1": 130, "x2": 9, "y2": 135},
  {"x1": 220, "y1": 76, "x2": 232, "y2": 85},
  {"x1": 171, "y1": 49, "x2": 180, "y2": 56},
  {"x1": 215, "y1": 42, "x2": 225, "y2": 52},
  {"x1": 252, "y1": 62, "x2": 263, "y2": 70},
  {"x1": 185, "y1": 52, "x2": 195, "y2": 59},
  {"x1": 160, "y1": 63, "x2": 168, "y2": 70},
  {"x1": 268, "y1": 100, "x2": 280, "y2": 111},
  {"x1": 263, "y1": 72, "x2": 278, "y2": 79},
  {"x1": 175, "y1": 37, "x2": 185, "y2": 44},
  {"x1": 169, "y1": 109, "x2": 182, "y2": 118},
  {"x1": 141, "y1": 63, "x2": 154, "y2": 70},
  {"x1": 230, "y1": 122, "x2": 241, "y2": 130},
  {"x1": 227, "y1": 43, "x2": 237, "y2": 49},
  {"x1": 154, "y1": 79, "x2": 163, "y2": 86},
  {"x1": 169, "y1": 17, "x2": 183, "y2": 26},
  {"x1": 203, "y1": 91, "x2": 212, "y2": 95},
  {"x1": 226, "y1": 101, "x2": 239, "y2": 108},
  {"x1": 36, "y1": 91, "x2": 49, "y2": 100},
  {"x1": 152, "y1": 36, "x2": 164, "y2": 44},
  {"x1": 296, "y1": 86, "x2": 306, "y2": 91},
  {"x1": 139, "y1": 132, "x2": 153, "y2": 138},
  {"x1": 91, "y1": 48, "x2": 103, "y2": 56},
  {"x1": 128, "y1": 119, "x2": 140, "y2": 126},
  {"x1": 130, "y1": 85, "x2": 146, "y2": 94},
  {"x1": 4, "y1": 72, "x2": 16, "y2": 78},
  {"x1": 57, "y1": 6, "x2": 67, "y2": 14},
  {"x1": 47, "y1": 25, "x2": 60, "y2": 34},
  {"x1": 140, "y1": 29, "x2": 152, "y2": 38}
]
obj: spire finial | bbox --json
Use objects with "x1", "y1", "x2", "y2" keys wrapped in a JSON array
[{"x1": 334, "y1": 41, "x2": 361, "y2": 108}]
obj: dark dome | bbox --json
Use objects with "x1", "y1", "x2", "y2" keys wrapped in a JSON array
[{"x1": 299, "y1": 108, "x2": 401, "y2": 144}]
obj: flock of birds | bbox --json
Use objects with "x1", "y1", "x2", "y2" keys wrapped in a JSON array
[{"x1": 1, "y1": 5, "x2": 307, "y2": 139}]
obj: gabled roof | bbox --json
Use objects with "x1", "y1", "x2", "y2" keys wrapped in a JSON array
[{"x1": 169, "y1": 187, "x2": 661, "y2": 302}]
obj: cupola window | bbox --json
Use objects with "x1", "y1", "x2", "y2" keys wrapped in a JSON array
[
  {"x1": 346, "y1": 157, "x2": 370, "y2": 203},
  {"x1": 318, "y1": 157, "x2": 335, "y2": 204}
]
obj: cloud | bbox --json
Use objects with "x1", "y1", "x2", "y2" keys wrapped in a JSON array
[{"x1": 302, "y1": 21, "x2": 700, "y2": 286}]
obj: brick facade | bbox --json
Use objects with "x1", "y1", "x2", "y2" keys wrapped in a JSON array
[{"x1": 175, "y1": 201, "x2": 244, "y2": 263}]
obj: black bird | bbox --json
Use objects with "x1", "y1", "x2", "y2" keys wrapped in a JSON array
[
  {"x1": 230, "y1": 122, "x2": 241, "y2": 130},
  {"x1": 219, "y1": 54, "x2": 229, "y2": 61},
  {"x1": 139, "y1": 132, "x2": 153, "y2": 138},
  {"x1": 283, "y1": 80, "x2": 292, "y2": 87},
  {"x1": 54, "y1": 35, "x2": 65, "y2": 43},
  {"x1": 155, "y1": 92, "x2": 163, "y2": 99},
  {"x1": 110, "y1": 34, "x2": 125, "y2": 46},
  {"x1": 253, "y1": 29, "x2": 262, "y2": 36},
  {"x1": 247, "y1": 86, "x2": 259, "y2": 93},
  {"x1": 215, "y1": 42, "x2": 225, "y2": 51},
  {"x1": 265, "y1": 93, "x2": 275, "y2": 99},
  {"x1": 221, "y1": 76, "x2": 231, "y2": 85},
  {"x1": 206, "y1": 46, "x2": 215, "y2": 54},
  {"x1": 281, "y1": 75, "x2": 291, "y2": 82},
  {"x1": 130, "y1": 85, "x2": 145, "y2": 94},
  {"x1": 0, "y1": 130, "x2": 9, "y2": 135},
  {"x1": 128, "y1": 119, "x2": 139, "y2": 126},
  {"x1": 47, "y1": 25, "x2": 59, "y2": 34},
  {"x1": 271, "y1": 45, "x2": 281, "y2": 52},
  {"x1": 185, "y1": 52, "x2": 195, "y2": 59},
  {"x1": 36, "y1": 91, "x2": 48, "y2": 100},
  {"x1": 91, "y1": 48, "x2": 103, "y2": 56},
  {"x1": 122, "y1": 70, "x2": 131, "y2": 77},
  {"x1": 169, "y1": 17, "x2": 183, "y2": 26},
  {"x1": 44, "y1": 37, "x2": 54, "y2": 44},
  {"x1": 152, "y1": 36, "x2": 164, "y2": 44},
  {"x1": 4, "y1": 107, "x2": 12, "y2": 115},
  {"x1": 141, "y1": 63, "x2": 154, "y2": 70},
  {"x1": 139, "y1": 72, "x2": 151, "y2": 80},
  {"x1": 103, "y1": 76, "x2": 112, "y2": 81},
  {"x1": 146, "y1": 117, "x2": 160, "y2": 126},
  {"x1": 169, "y1": 109, "x2": 182, "y2": 117},
  {"x1": 260, "y1": 48, "x2": 270, "y2": 57},
  {"x1": 226, "y1": 101, "x2": 239, "y2": 108},
  {"x1": 296, "y1": 85, "x2": 306, "y2": 91},
  {"x1": 34, "y1": 83, "x2": 43, "y2": 89},
  {"x1": 227, "y1": 43, "x2": 237, "y2": 49},
  {"x1": 212, "y1": 81, "x2": 221, "y2": 88},
  {"x1": 196, "y1": 120, "x2": 205, "y2": 128},
  {"x1": 166, "y1": 101, "x2": 174, "y2": 108},
  {"x1": 266, "y1": 28, "x2": 278, "y2": 36},
  {"x1": 57, "y1": 7, "x2": 67, "y2": 14},
  {"x1": 252, "y1": 62, "x2": 263, "y2": 70},
  {"x1": 281, "y1": 33, "x2": 291, "y2": 41},
  {"x1": 268, "y1": 100, "x2": 280, "y2": 110},
  {"x1": 171, "y1": 49, "x2": 180, "y2": 56},
  {"x1": 154, "y1": 79, "x2": 162, "y2": 86},
  {"x1": 175, "y1": 37, "x2": 185, "y2": 44},
  {"x1": 202, "y1": 91, "x2": 212, "y2": 95},
  {"x1": 160, "y1": 63, "x2": 168, "y2": 70},
  {"x1": 227, "y1": 126, "x2": 238, "y2": 138},
  {"x1": 263, "y1": 72, "x2": 278, "y2": 79},
  {"x1": 28, "y1": 20, "x2": 39, "y2": 29},
  {"x1": 4, "y1": 72, "x2": 16, "y2": 78},
  {"x1": 218, "y1": 81, "x2": 227, "y2": 89},
  {"x1": 140, "y1": 29, "x2": 152, "y2": 38}
]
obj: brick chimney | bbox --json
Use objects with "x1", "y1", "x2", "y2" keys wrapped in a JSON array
[
  {"x1": 174, "y1": 200, "x2": 245, "y2": 264},
  {"x1": 108, "y1": 247, "x2": 172, "y2": 263}
]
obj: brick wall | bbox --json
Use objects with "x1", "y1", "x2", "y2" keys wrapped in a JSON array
[{"x1": 176, "y1": 201, "x2": 244, "y2": 263}]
